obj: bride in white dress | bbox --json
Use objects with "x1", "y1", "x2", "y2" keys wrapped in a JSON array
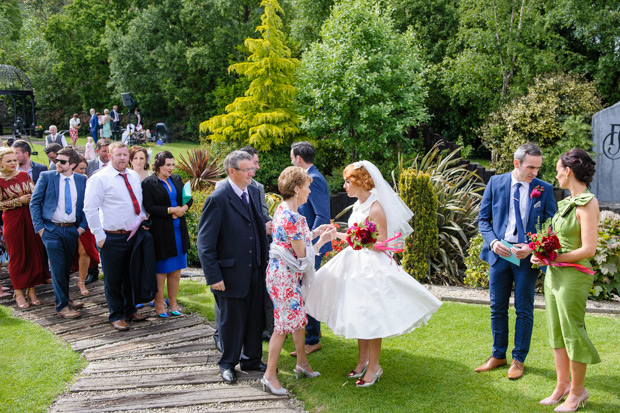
[{"x1": 304, "y1": 161, "x2": 442, "y2": 387}]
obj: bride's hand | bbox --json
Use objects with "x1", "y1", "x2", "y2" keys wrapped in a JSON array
[
  {"x1": 319, "y1": 227, "x2": 337, "y2": 245},
  {"x1": 313, "y1": 224, "x2": 333, "y2": 237}
]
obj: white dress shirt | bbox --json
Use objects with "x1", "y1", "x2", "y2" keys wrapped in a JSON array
[
  {"x1": 83, "y1": 166, "x2": 146, "y2": 242},
  {"x1": 228, "y1": 179, "x2": 249, "y2": 202},
  {"x1": 51, "y1": 173, "x2": 77, "y2": 224},
  {"x1": 503, "y1": 173, "x2": 530, "y2": 243}
]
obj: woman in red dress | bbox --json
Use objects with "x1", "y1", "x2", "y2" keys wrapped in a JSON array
[{"x1": 0, "y1": 147, "x2": 50, "y2": 308}]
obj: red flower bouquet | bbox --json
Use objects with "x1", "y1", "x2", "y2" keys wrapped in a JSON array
[{"x1": 346, "y1": 218, "x2": 379, "y2": 250}]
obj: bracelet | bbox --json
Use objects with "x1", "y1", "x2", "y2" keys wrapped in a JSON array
[{"x1": 167, "y1": 207, "x2": 170, "y2": 214}]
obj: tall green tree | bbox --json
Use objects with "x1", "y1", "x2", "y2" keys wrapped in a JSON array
[
  {"x1": 0, "y1": 0, "x2": 22, "y2": 63},
  {"x1": 201, "y1": 0, "x2": 300, "y2": 151},
  {"x1": 296, "y1": 0, "x2": 428, "y2": 161}
]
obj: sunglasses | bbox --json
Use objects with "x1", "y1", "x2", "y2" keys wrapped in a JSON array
[{"x1": 56, "y1": 159, "x2": 69, "y2": 165}]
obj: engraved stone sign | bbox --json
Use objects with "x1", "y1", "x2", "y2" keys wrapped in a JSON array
[{"x1": 591, "y1": 101, "x2": 620, "y2": 203}]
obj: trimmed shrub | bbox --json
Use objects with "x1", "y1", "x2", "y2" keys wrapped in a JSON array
[
  {"x1": 186, "y1": 188, "x2": 215, "y2": 267},
  {"x1": 591, "y1": 210, "x2": 620, "y2": 300},
  {"x1": 463, "y1": 233, "x2": 489, "y2": 288},
  {"x1": 399, "y1": 170, "x2": 439, "y2": 281}
]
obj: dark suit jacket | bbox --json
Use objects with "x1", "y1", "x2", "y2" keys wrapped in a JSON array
[
  {"x1": 197, "y1": 181, "x2": 269, "y2": 298},
  {"x1": 30, "y1": 170, "x2": 88, "y2": 233},
  {"x1": 142, "y1": 174, "x2": 193, "y2": 261},
  {"x1": 30, "y1": 161, "x2": 48, "y2": 185},
  {"x1": 298, "y1": 165, "x2": 332, "y2": 254},
  {"x1": 478, "y1": 173, "x2": 556, "y2": 266},
  {"x1": 86, "y1": 159, "x2": 103, "y2": 177}
]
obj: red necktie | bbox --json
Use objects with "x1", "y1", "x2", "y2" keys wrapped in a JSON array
[{"x1": 120, "y1": 173, "x2": 141, "y2": 215}]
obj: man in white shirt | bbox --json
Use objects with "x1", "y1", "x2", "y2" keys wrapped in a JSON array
[
  {"x1": 84, "y1": 142, "x2": 148, "y2": 331},
  {"x1": 30, "y1": 148, "x2": 87, "y2": 319},
  {"x1": 45, "y1": 125, "x2": 69, "y2": 148},
  {"x1": 86, "y1": 139, "x2": 111, "y2": 177}
]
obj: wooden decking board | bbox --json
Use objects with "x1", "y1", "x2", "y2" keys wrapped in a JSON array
[
  {"x1": 83, "y1": 354, "x2": 217, "y2": 374},
  {"x1": 129, "y1": 341, "x2": 216, "y2": 357}
]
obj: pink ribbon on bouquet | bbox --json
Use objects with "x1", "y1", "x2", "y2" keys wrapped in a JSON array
[
  {"x1": 541, "y1": 258, "x2": 595, "y2": 275},
  {"x1": 374, "y1": 232, "x2": 406, "y2": 267}
]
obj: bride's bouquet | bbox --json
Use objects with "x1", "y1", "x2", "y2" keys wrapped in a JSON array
[{"x1": 346, "y1": 217, "x2": 379, "y2": 250}]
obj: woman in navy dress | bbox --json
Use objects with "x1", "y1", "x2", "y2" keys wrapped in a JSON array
[{"x1": 142, "y1": 151, "x2": 192, "y2": 317}]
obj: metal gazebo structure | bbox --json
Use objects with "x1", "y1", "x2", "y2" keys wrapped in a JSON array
[{"x1": 0, "y1": 64, "x2": 36, "y2": 137}]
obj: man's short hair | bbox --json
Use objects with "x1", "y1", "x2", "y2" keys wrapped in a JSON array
[
  {"x1": 108, "y1": 141, "x2": 127, "y2": 155},
  {"x1": 58, "y1": 147, "x2": 80, "y2": 166},
  {"x1": 514, "y1": 143, "x2": 542, "y2": 162},
  {"x1": 239, "y1": 146, "x2": 258, "y2": 157},
  {"x1": 96, "y1": 138, "x2": 111, "y2": 151},
  {"x1": 11, "y1": 139, "x2": 31, "y2": 156},
  {"x1": 291, "y1": 141, "x2": 316, "y2": 164},
  {"x1": 45, "y1": 143, "x2": 62, "y2": 155},
  {"x1": 224, "y1": 150, "x2": 252, "y2": 173}
]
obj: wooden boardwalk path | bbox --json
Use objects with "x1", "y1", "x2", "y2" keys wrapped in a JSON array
[{"x1": 0, "y1": 270, "x2": 300, "y2": 412}]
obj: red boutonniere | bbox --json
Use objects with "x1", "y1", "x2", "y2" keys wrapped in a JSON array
[{"x1": 530, "y1": 185, "x2": 544, "y2": 199}]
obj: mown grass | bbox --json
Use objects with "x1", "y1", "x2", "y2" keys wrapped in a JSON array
[
  {"x1": 177, "y1": 279, "x2": 620, "y2": 412},
  {"x1": 0, "y1": 306, "x2": 84, "y2": 412}
]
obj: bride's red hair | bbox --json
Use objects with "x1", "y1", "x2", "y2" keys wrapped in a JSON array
[{"x1": 343, "y1": 164, "x2": 374, "y2": 190}]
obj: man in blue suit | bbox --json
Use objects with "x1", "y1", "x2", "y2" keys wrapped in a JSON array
[
  {"x1": 290, "y1": 141, "x2": 331, "y2": 356},
  {"x1": 476, "y1": 142, "x2": 556, "y2": 380},
  {"x1": 30, "y1": 148, "x2": 88, "y2": 319},
  {"x1": 197, "y1": 150, "x2": 269, "y2": 384},
  {"x1": 89, "y1": 108, "x2": 99, "y2": 143}
]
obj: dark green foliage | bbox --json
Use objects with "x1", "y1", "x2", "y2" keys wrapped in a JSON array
[
  {"x1": 254, "y1": 145, "x2": 293, "y2": 192},
  {"x1": 591, "y1": 211, "x2": 620, "y2": 300},
  {"x1": 399, "y1": 170, "x2": 438, "y2": 281},
  {"x1": 185, "y1": 188, "x2": 214, "y2": 267}
]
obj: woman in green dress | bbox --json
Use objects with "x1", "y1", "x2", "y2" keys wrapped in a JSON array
[{"x1": 532, "y1": 149, "x2": 600, "y2": 412}]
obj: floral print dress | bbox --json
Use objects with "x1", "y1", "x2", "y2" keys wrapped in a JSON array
[{"x1": 266, "y1": 203, "x2": 313, "y2": 334}]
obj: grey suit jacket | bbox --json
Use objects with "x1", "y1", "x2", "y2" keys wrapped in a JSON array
[
  {"x1": 215, "y1": 177, "x2": 271, "y2": 223},
  {"x1": 86, "y1": 159, "x2": 103, "y2": 177}
]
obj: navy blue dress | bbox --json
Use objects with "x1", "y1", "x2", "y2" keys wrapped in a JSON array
[{"x1": 155, "y1": 177, "x2": 187, "y2": 273}]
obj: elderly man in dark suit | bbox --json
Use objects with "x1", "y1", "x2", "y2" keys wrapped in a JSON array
[
  {"x1": 197, "y1": 150, "x2": 269, "y2": 384},
  {"x1": 477, "y1": 142, "x2": 557, "y2": 379}
]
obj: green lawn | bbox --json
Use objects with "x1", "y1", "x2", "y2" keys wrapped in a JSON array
[
  {"x1": 0, "y1": 306, "x2": 84, "y2": 412},
  {"x1": 178, "y1": 279, "x2": 620, "y2": 412}
]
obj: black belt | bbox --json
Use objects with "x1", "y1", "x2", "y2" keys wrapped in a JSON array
[{"x1": 55, "y1": 222, "x2": 77, "y2": 227}]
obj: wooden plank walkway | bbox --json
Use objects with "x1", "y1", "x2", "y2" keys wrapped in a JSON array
[{"x1": 0, "y1": 270, "x2": 300, "y2": 412}]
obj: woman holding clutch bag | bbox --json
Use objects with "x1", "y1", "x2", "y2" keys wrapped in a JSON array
[{"x1": 142, "y1": 151, "x2": 192, "y2": 318}]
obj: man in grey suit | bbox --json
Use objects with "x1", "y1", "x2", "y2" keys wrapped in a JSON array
[{"x1": 86, "y1": 139, "x2": 111, "y2": 177}]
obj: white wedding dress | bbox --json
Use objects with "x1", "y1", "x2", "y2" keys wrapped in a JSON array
[{"x1": 304, "y1": 190, "x2": 442, "y2": 339}]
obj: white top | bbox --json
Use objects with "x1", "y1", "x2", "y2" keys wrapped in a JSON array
[
  {"x1": 84, "y1": 166, "x2": 146, "y2": 242},
  {"x1": 45, "y1": 133, "x2": 69, "y2": 148},
  {"x1": 69, "y1": 118, "x2": 80, "y2": 130},
  {"x1": 503, "y1": 172, "x2": 530, "y2": 243},
  {"x1": 51, "y1": 173, "x2": 78, "y2": 224}
]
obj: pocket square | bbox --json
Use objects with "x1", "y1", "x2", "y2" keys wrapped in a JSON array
[{"x1": 534, "y1": 201, "x2": 541, "y2": 208}]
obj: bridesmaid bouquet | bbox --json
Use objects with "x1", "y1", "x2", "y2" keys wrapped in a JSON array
[
  {"x1": 527, "y1": 220, "x2": 595, "y2": 274},
  {"x1": 346, "y1": 218, "x2": 379, "y2": 250}
]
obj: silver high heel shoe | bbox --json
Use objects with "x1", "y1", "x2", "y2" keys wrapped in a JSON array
[
  {"x1": 348, "y1": 361, "x2": 369, "y2": 378},
  {"x1": 294, "y1": 365, "x2": 321, "y2": 379},
  {"x1": 356, "y1": 367, "x2": 383, "y2": 388},
  {"x1": 540, "y1": 383, "x2": 571, "y2": 405},
  {"x1": 260, "y1": 377, "x2": 288, "y2": 396}
]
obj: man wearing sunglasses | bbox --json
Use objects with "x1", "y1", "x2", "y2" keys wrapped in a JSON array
[{"x1": 30, "y1": 148, "x2": 88, "y2": 319}]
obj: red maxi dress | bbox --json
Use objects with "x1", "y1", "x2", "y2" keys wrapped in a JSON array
[{"x1": 0, "y1": 172, "x2": 50, "y2": 289}]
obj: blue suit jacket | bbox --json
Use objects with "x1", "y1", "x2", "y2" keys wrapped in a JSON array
[
  {"x1": 478, "y1": 172, "x2": 556, "y2": 266},
  {"x1": 31, "y1": 161, "x2": 48, "y2": 185},
  {"x1": 89, "y1": 114, "x2": 98, "y2": 132},
  {"x1": 30, "y1": 171, "x2": 88, "y2": 233},
  {"x1": 197, "y1": 182, "x2": 269, "y2": 298},
  {"x1": 298, "y1": 165, "x2": 332, "y2": 254}
]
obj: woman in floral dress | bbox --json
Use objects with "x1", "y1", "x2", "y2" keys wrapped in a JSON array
[{"x1": 261, "y1": 166, "x2": 335, "y2": 396}]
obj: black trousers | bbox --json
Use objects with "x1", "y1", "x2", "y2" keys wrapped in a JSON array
[
  {"x1": 215, "y1": 267, "x2": 264, "y2": 370},
  {"x1": 100, "y1": 232, "x2": 138, "y2": 322}
]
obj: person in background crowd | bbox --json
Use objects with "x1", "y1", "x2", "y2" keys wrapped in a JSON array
[
  {"x1": 0, "y1": 147, "x2": 50, "y2": 309},
  {"x1": 86, "y1": 139, "x2": 110, "y2": 177},
  {"x1": 89, "y1": 108, "x2": 98, "y2": 144},
  {"x1": 129, "y1": 146, "x2": 152, "y2": 181},
  {"x1": 45, "y1": 125, "x2": 69, "y2": 148},
  {"x1": 11, "y1": 139, "x2": 47, "y2": 184},
  {"x1": 533, "y1": 149, "x2": 600, "y2": 412},
  {"x1": 45, "y1": 143, "x2": 63, "y2": 171},
  {"x1": 142, "y1": 151, "x2": 192, "y2": 318},
  {"x1": 102, "y1": 109, "x2": 112, "y2": 140},
  {"x1": 30, "y1": 148, "x2": 87, "y2": 319},
  {"x1": 69, "y1": 113, "x2": 80, "y2": 148},
  {"x1": 134, "y1": 108, "x2": 142, "y2": 131},
  {"x1": 84, "y1": 137, "x2": 95, "y2": 161}
]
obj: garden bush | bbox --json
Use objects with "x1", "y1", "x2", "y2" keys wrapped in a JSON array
[
  {"x1": 186, "y1": 188, "x2": 214, "y2": 267},
  {"x1": 463, "y1": 233, "x2": 489, "y2": 288},
  {"x1": 591, "y1": 210, "x2": 620, "y2": 300},
  {"x1": 399, "y1": 170, "x2": 438, "y2": 281}
]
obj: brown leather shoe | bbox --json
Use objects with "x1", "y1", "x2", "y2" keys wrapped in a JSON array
[
  {"x1": 290, "y1": 342, "x2": 322, "y2": 357},
  {"x1": 474, "y1": 356, "x2": 507, "y2": 372},
  {"x1": 507, "y1": 360, "x2": 524, "y2": 380},
  {"x1": 111, "y1": 319, "x2": 130, "y2": 331},
  {"x1": 68, "y1": 300, "x2": 84, "y2": 310},
  {"x1": 124, "y1": 312, "x2": 148, "y2": 322},
  {"x1": 58, "y1": 306, "x2": 81, "y2": 319}
]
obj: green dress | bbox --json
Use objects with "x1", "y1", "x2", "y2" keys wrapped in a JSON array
[{"x1": 544, "y1": 192, "x2": 600, "y2": 364}]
